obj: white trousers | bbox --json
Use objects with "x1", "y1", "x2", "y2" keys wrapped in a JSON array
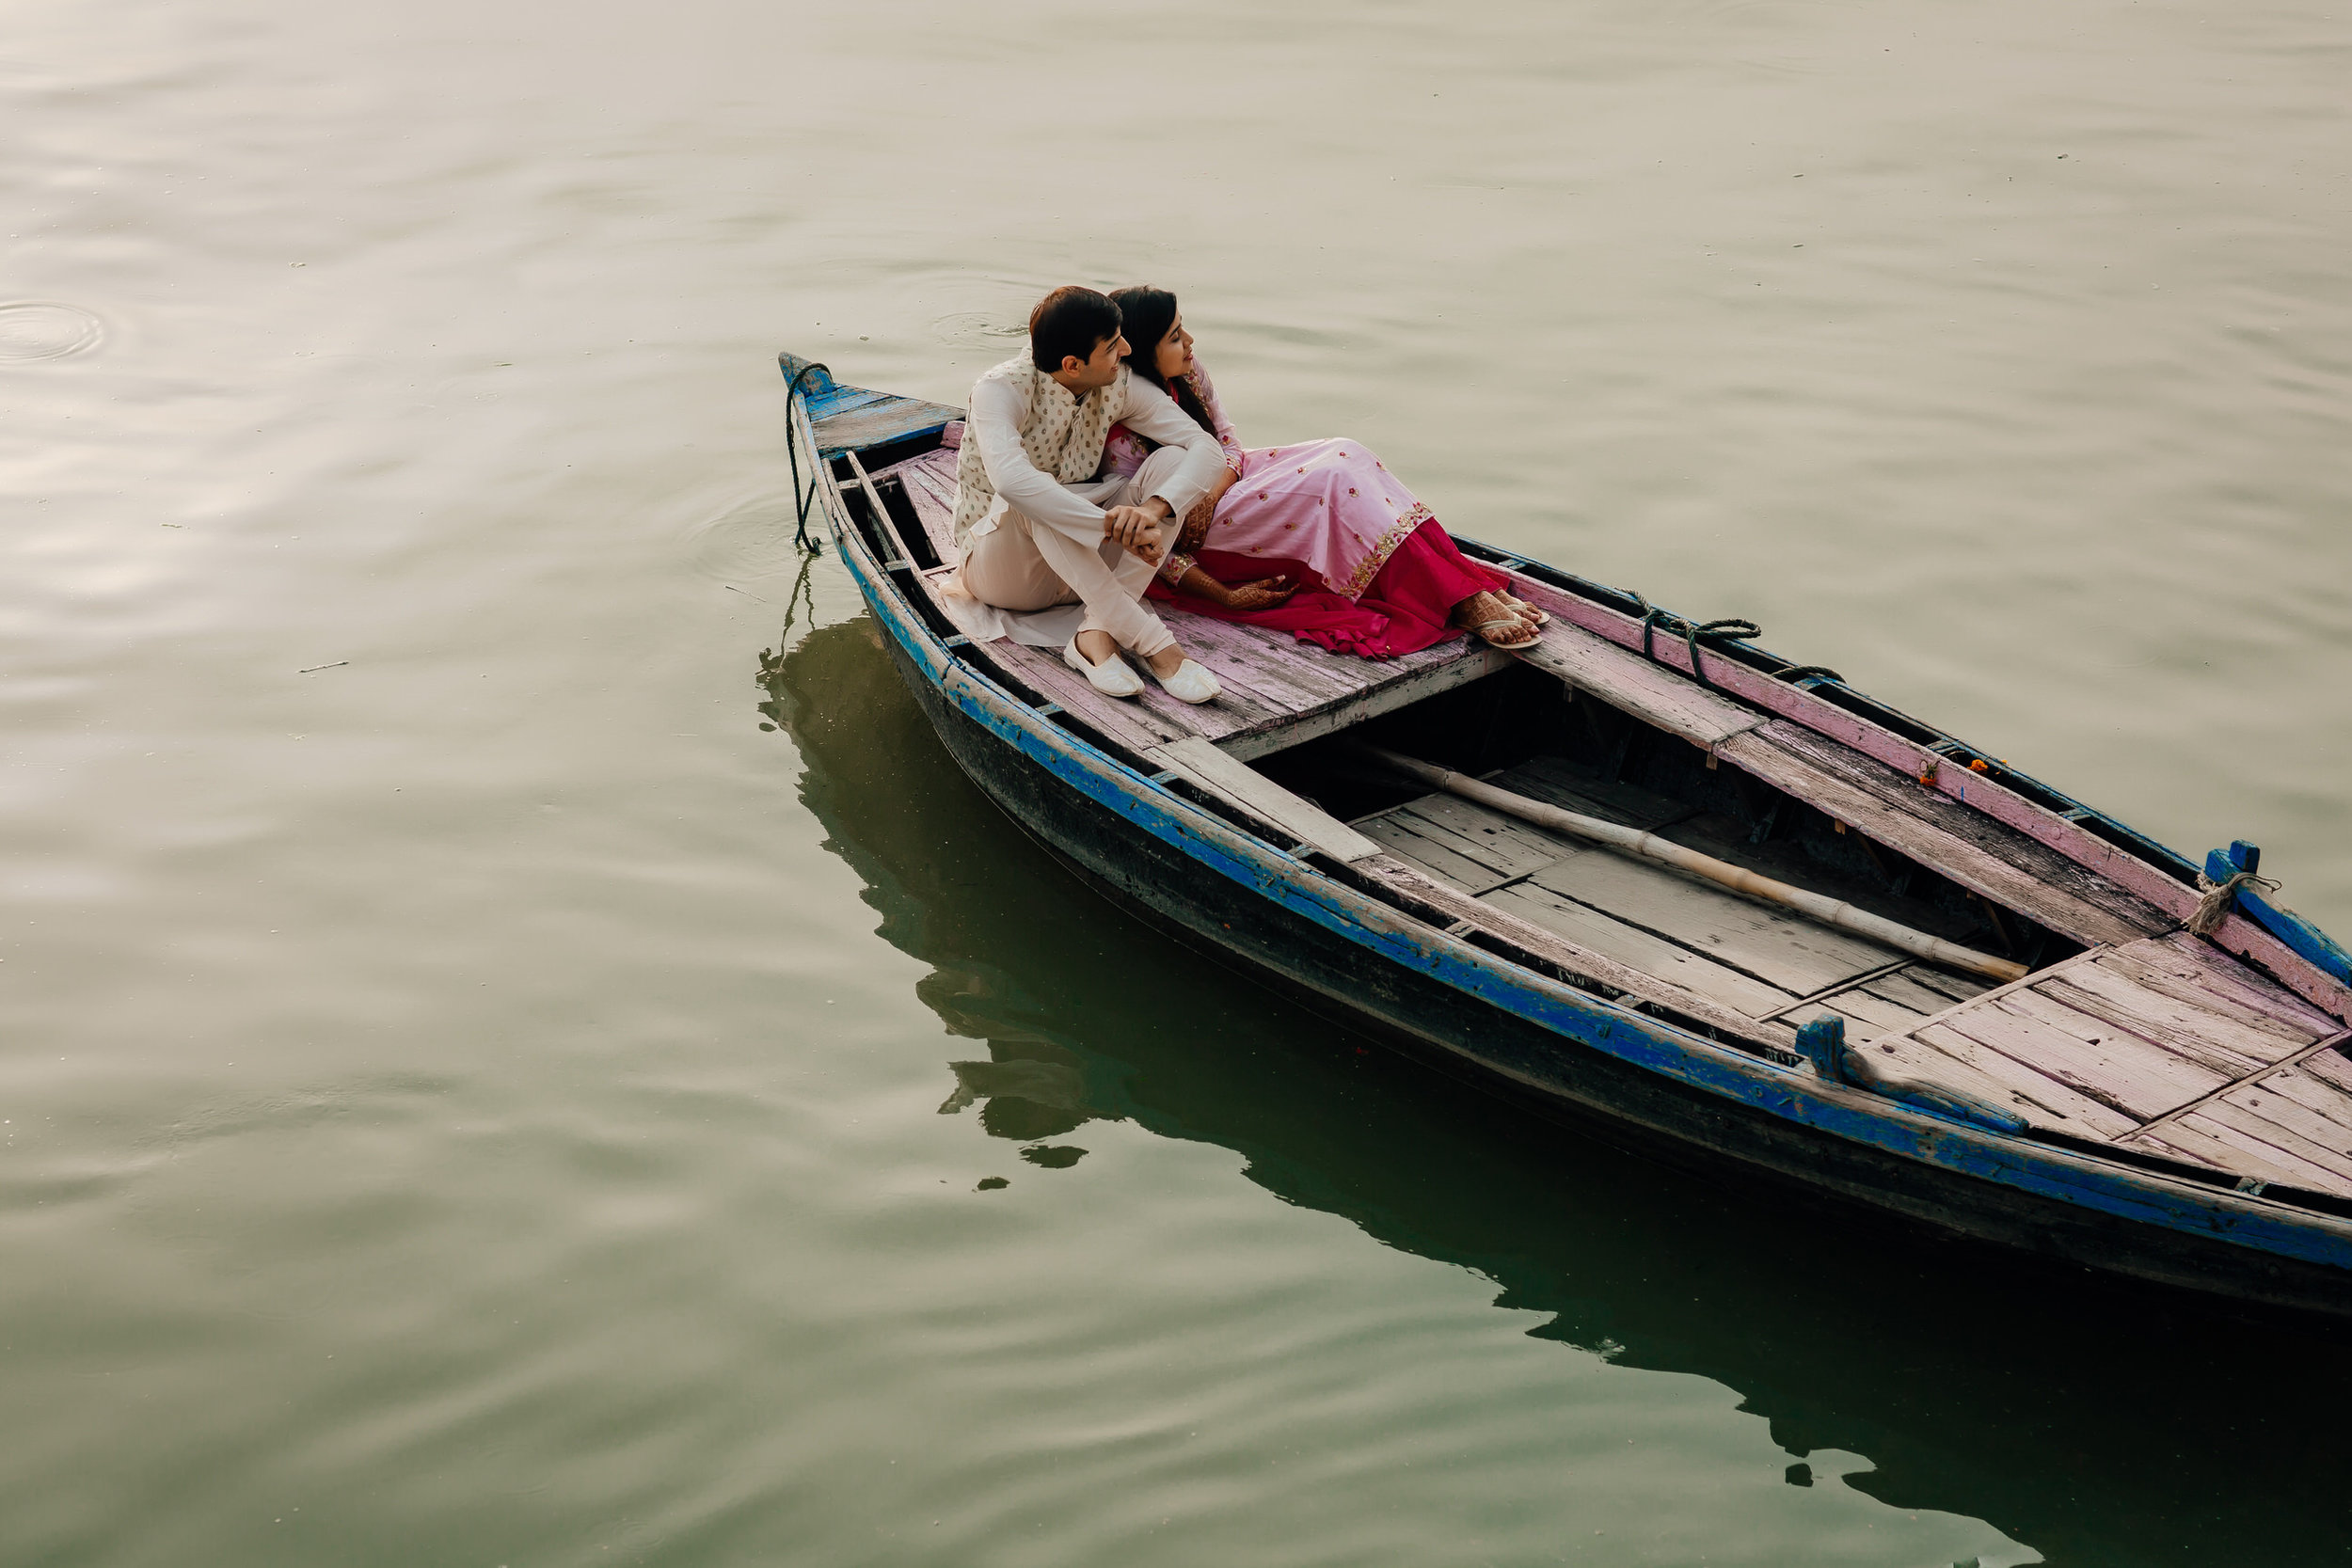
[{"x1": 957, "y1": 445, "x2": 1188, "y2": 657}]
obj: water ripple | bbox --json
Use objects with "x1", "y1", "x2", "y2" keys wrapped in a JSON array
[{"x1": 0, "y1": 302, "x2": 103, "y2": 362}]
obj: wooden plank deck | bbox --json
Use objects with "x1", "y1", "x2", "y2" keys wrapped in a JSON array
[
  {"x1": 1357, "y1": 760, "x2": 1994, "y2": 1040},
  {"x1": 1361, "y1": 760, "x2": 2352, "y2": 1194},
  {"x1": 880, "y1": 447, "x2": 1507, "y2": 758},
  {"x1": 1851, "y1": 932, "x2": 2352, "y2": 1193}
]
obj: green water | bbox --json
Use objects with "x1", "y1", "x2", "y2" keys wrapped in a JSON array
[{"x1": 4, "y1": 0, "x2": 2348, "y2": 1562}]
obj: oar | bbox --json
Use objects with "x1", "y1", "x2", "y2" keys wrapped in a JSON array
[{"x1": 1359, "y1": 746, "x2": 2028, "y2": 983}]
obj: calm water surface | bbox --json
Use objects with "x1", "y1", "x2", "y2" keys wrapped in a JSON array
[{"x1": 5, "y1": 1, "x2": 2350, "y2": 1563}]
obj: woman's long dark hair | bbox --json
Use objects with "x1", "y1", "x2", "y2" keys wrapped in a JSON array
[{"x1": 1108, "y1": 285, "x2": 1216, "y2": 439}]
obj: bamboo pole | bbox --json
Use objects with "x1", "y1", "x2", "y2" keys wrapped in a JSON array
[{"x1": 1360, "y1": 746, "x2": 2028, "y2": 983}]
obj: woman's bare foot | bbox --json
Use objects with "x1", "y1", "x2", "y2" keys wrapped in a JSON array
[
  {"x1": 1073, "y1": 628, "x2": 1122, "y2": 668},
  {"x1": 1495, "y1": 590, "x2": 1549, "y2": 626},
  {"x1": 1454, "y1": 591, "x2": 1539, "y2": 649}
]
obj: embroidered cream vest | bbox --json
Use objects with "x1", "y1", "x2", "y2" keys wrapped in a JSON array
[{"x1": 951, "y1": 356, "x2": 1128, "y2": 547}]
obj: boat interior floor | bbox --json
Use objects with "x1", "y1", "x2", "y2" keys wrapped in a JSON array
[
  {"x1": 1362, "y1": 755, "x2": 2352, "y2": 1198},
  {"x1": 862, "y1": 441, "x2": 2352, "y2": 1201}
]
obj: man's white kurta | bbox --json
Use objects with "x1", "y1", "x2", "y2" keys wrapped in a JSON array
[{"x1": 960, "y1": 357, "x2": 1229, "y2": 547}]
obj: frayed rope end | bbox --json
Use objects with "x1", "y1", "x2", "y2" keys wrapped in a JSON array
[{"x1": 2188, "y1": 868, "x2": 2280, "y2": 938}]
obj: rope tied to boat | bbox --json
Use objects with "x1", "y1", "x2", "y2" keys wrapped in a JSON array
[
  {"x1": 785, "y1": 361, "x2": 831, "y2": 554},
  {"x1": 1628, "y1": 594, "x2": 1761, "y2": 690},
  {"x1": 1620, "y1": 594, "x2": 1845, "y2": 691},
  {"x1": 2188, "y1": 867, "x2": 2282, "y2": 938}
]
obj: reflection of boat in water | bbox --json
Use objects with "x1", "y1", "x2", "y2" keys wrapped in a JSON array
[{"x1": 765, "y1": 610, "x2": 2352, "y2": 1568}]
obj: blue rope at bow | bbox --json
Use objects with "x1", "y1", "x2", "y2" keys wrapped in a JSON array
[{"x1": 784, "y1": 361, "x2": 831, "y2": 555}]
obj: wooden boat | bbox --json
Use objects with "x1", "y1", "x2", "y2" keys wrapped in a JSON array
[{"x1": 779, "y1": 350, "x2": 2352, "y2": 1318}]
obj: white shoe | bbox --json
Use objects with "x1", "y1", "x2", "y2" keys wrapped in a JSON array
[
  {"x1": 1063, "y1": 636, "x2": 1144, "y2": 698},
  {"x1": 1153, "y1": 657, "x2": 1221, "y2": 705}
]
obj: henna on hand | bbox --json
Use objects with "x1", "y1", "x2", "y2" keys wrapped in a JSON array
[{"x1": 1222, "y1": 576, "x2": 1296, "y2": 611}]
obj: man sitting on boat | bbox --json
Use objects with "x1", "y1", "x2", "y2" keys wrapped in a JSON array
[{"x1": 952, "y1": 285, "x2": 1229, "y2": 704}]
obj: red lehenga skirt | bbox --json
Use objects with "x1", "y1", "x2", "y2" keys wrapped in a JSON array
[{"x1": 1146, "y1": 517, "x2": 1509, "y2": 658}]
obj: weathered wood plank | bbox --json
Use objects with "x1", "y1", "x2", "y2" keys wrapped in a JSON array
[
  {"x1": 2297, "y1": 1044, "x2": 2352, "y2": 1094},
  {"x1": 1512, "y1": 621, "x2": 1768, "y2": 747},
  {"x1": 1392, "y1": 796, "x2": 1571, "y2": 881},
  {"x1": 1218, "y1": 643, "x2": 1509, "y2": 762},
  {"x1": 888, "y1": 452, "x2": 962, "y2": 558},
  {"x1": 2208, "y1": 1077, "x2": 2352, "y2": 1168},
  {"x1": 1484, "y1": 881, "x2": 1800, "y2": 1019},
  {"x1": 2197, "y1": 1096, "x2": 2352, "y2": 1178},
  {"x1": 1898, "y1": 966, "x2": 1997, "y2": 1005},
  {"x1": 2240, "y1": 1057, "x2": 2352, "y2": 1141},
  {"x1": 2042, "y1": 963, "x2": 2302, "y2": 1073},
  {"x1": 1714, "y1": 722, "x2": 2159, "y2": 949},
  {"x1": 1250, "y1": 625, "x2": 1426, "y2": 705},
  {"x1": 1355, "y1": 815, "x2": 1518, "y2": 895},
  {"x1": 1351, "y1": 853, "x2": 1798, "y2": 1050},
  {"x1": 2143, "y1": 1109, "x2": 2352, "y2": 1195},
  {"x1": 2098, "y1": 933, "x2": 2343, "y2": 1044},
  {"x1": 1146, "y1": 736, "x2": 1381, "y2": 863},
  {"x1": 2005, "y1": 982, "x2": 2265, "y2": 1086},
  {"x1": 1871, "y1": 1022, "x2": 2140, "y2": 1138},
  {"x1": 1154, "y1": 611, "x2": 1367, "y2": 710},
  {"x1": 1806, "y1": 1001, "x2": 1894, "y2": 1044},
  {"x1": 990, "y1": 642, "x2": 1194, "y2": 752},
  {"x1": 2136, "y1": 1123, "x2": 2296, "y2": 1184},
  {"x1": 1859, "y1": 970, "x2": 1986, "y2": 1016},
  {"x1": 812, "y1": 395, "x2": 961, "y2": 457},
  {"x1": 1933, "y1": 998, "x2": 2224, "y2": 1121},
  {"x1": 1132, "y1": 673, "x2": 1279, "y2": 740},
  {"x1": 1815, "y1": 984, "x2": 1936, "y2": 1037},
  {"x1": 1525, "y1": 849, "x2": 1906, "y2": 998}
]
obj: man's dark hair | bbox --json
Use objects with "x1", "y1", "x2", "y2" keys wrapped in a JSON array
[{"x1": 1028, "y1": 286, "x2": 1122, "y2": 372}]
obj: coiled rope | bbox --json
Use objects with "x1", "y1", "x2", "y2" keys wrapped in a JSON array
[{"x1": 784, "y1": 361, "x2": 831, "y2": 555}]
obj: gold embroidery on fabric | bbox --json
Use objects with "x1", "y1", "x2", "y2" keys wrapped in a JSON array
[{"x1": 1329, "y1": 502, "x2": 1432, "y2": 599}]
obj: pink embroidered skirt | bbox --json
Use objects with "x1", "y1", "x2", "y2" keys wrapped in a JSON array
[
  {"x1": 1147, "y1": 448, "x2": 1507, "y2": 658},
  {"x1": 1207, "y1": 439, "x2": 1428, "y2": 597}
]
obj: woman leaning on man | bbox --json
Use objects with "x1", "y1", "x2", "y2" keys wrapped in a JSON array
[{"x1": 1097, "y1": 285, "x2": 1546, "y2": 659}]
